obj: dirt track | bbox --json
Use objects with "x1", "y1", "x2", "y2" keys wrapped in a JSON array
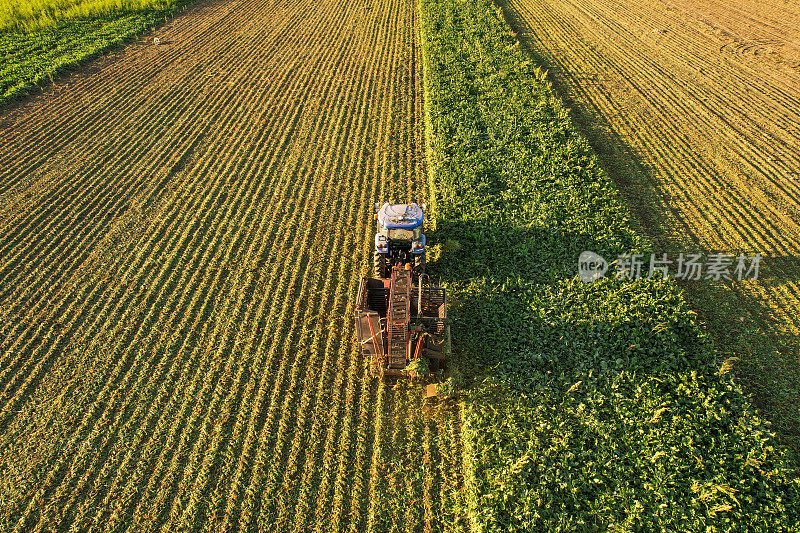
[
  {"x1": 0, "y1": 0, "x2": 463, "y2": 530},
  {"x1": 502, "y1": 0, "x2": 800, "y2": 456}
]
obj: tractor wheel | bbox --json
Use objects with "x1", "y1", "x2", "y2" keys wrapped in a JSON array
[
  {"x1": 414, "y1": 252, "x2": 426, "y2": 276},
  {"x1": 373, "y1": 251, "x2": 388, "y2": 278}
]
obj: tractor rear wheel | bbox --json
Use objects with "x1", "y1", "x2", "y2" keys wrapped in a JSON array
[{"x1": 374, "y1": 251, "x2": 388, "y2": 278}]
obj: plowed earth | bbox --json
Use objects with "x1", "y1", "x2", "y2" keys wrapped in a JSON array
[
  {"x1": 501, "y1": 0, "x2": 800, "y2": 459},
  {"x1": 0, "y1": 0, "x2": 463, "y2": 530}
]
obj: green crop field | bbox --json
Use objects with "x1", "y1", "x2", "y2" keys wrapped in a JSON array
[
  {"x1": 419, "y1": 0, "x2": 800, "y2": 529},
  {"x1": 0, "y1": 0, "x2": 171, "y2": 29},
  {"x1": 500, "y1": 0, "x2": 800, "y2": 464},
  {"x1": 0, "y1": 0, "x2": 183, "y2": 104},
  {"x1": 0, "y1": 0, "x2": 798, "y2": 529}
]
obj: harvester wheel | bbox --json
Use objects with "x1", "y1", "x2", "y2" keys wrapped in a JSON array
[{"x1": 373, "y1": 251, "x2": 388, "y2": 278}]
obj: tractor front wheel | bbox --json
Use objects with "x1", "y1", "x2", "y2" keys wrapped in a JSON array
[{"x1": 374, "y1": 251, "x2": 388, "y2": 278}]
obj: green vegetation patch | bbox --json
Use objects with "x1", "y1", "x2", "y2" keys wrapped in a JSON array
[
  {"x1": 0, "y1": 0, "x2": 182, "y2": 105},
  {"x1": 0, "y1": 0, "x2": 173, "y2": 30},
  {"x1": 417, "y1": 0, "x2": 800, "y2": 530}
]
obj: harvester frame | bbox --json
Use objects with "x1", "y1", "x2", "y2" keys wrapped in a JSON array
[{"x1": 355, "y1": 263, "x2": 451, "y2": 379}]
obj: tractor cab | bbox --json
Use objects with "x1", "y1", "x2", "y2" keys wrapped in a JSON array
[{"x1": 373, "y1": 202, "x2": 426, "y2": 278}]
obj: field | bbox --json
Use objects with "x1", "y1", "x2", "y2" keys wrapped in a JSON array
[
  {"x1": 500, "y1": 0, "x2": 800, "y2": 459},
  {"x1": 418, "y1": 0, "x2": 799, "y2": 528},
  {"x1": 0, "y1": 0, "x2": 185, "y2": 104},
  {"x1": 0, "y1": 0, "x2": 465, "y2": 529},
  {"x1": 418, "y1": 0, "x2": 800, "y2": 527},
  {"x1": 0, "y1": 0, "x2": 173, "y2": 29},
  {"x1": 3, "y1": 0, "x2": 800, "y2": 528}
]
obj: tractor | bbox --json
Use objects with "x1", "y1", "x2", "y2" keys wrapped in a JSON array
[
  {"x1": 372, "y1": 202, "x2": 426, "y2": 279},
  {"x1": 355, "y1": 203, "x2": 451, "y2": 382}
]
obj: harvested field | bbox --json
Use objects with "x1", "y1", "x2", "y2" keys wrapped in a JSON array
[
  {"x1": 0, "y1": 0, "x2": 464, "y2": 529},
  {"x1": 501, "y1": 0, "x2": 800, "y2": 459}
]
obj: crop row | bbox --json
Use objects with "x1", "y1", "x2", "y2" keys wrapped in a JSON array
[{"x1": 416, "y1": 0, "x2": 800, "y2": 529}]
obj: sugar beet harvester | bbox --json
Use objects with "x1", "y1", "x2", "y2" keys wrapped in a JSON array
[{"x1": 355, "y1": 203, "x2": 451, "y2": 379}]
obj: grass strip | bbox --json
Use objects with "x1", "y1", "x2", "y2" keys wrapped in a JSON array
[{"x1": 416, "y1": 0, "x2": 800, "y2": 530}]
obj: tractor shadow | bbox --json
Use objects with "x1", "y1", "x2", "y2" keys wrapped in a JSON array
[
  {"x1": 425, "y1": 219, "x2": 612, "y2": 286},
  {"x1": 424, "y1": 220, "x2": 688, "y2": 382},
  {"x1": 426, "y1": 226, "x2": 800, "y2": 463}
]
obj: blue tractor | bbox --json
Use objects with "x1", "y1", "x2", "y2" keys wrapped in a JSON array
[{"x1": 373, "y1": 202, "x2": 426, "y2": 279}]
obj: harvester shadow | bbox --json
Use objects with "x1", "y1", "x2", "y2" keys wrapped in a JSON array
[
  {"x1": 433, "y1": 249, "x2": 714, "y2": 395},
  {"x1": 426, "y1": 221, "x2": 799, "y2": 463},
  {"x1": 425, "y1": 220, "x2": 669, "y2": 384}
]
